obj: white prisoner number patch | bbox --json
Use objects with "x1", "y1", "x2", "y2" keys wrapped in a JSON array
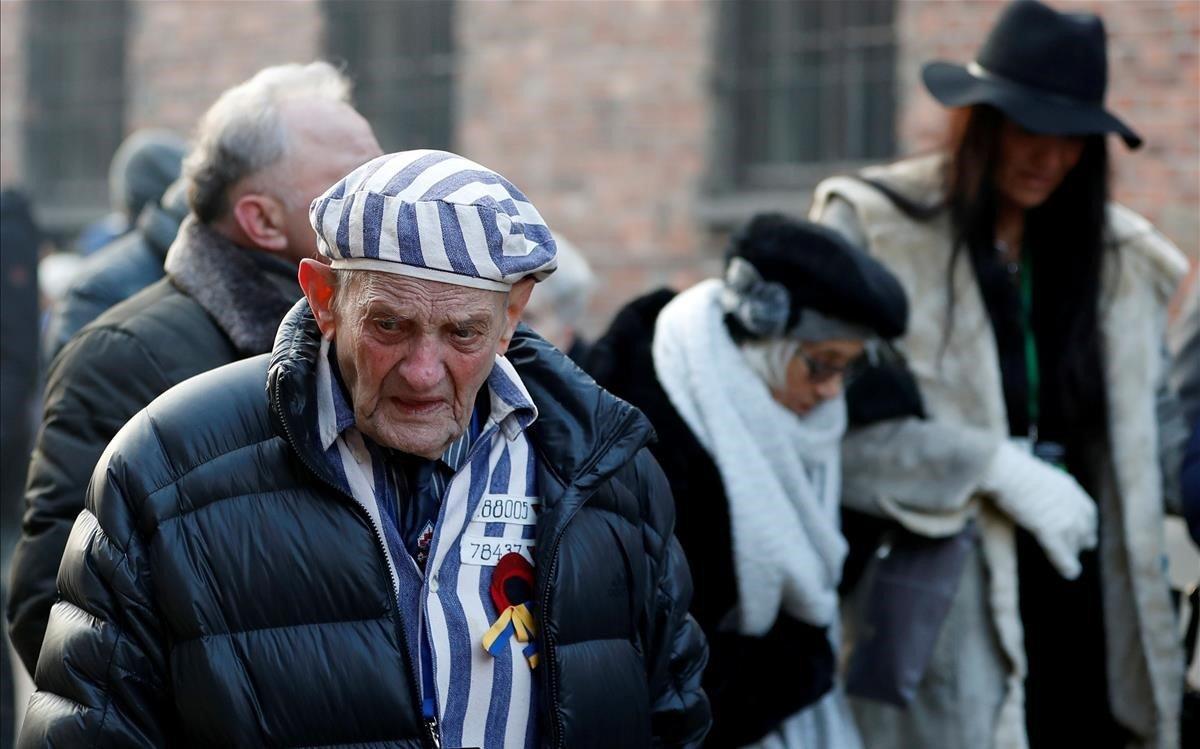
[
  {"x1": 460, "y1": 535, "x2": 536, "y2": 567},
  {"x1": 471, "y1": 494, "x2": 540, "y2": 526}
]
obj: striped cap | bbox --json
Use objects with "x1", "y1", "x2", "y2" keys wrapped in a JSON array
[{"x1": 309, "y1": 150, "x2": 557, "y2": 291}]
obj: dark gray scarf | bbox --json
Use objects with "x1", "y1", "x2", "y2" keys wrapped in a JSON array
[{"x1": 163, "y1": 216, "x2": 301, "y2": 355}]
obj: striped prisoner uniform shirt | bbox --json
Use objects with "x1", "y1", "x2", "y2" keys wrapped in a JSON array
[{"x1": 314, "y1": 337, "x2": 541, "y2": 748}]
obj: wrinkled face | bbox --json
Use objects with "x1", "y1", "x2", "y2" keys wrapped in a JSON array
[
  {"x1": 995, "y1": 118, "x2": 1084, "y2": 210},
  {"x1": 773, "y1": 339, "x2": 866, "y2": 416},
  {"x1": 276, "y1": 100, "x2": 383, "y2": 262},
  {"x1": 301, "y1": 264, "x2": 533, "y2": 459}
]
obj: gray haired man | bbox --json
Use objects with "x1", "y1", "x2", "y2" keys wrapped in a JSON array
[
  {"x1": 6, "y1": 61, "x2": 382, "y2": 675},
  {"x1": 18, "y1": 150, "x2": 710, "y2": 747}
]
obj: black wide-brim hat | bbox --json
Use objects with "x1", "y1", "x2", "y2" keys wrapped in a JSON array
[{"x1": 922, "y1": 0, "x2": 1142, "y2": 149}]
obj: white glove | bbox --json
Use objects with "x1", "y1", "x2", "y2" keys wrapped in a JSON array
[{"x1": 980, "y1": 440, "x2": 1099, "y2": 579}]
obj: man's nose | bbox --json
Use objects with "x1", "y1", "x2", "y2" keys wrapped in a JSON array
[{"x1": 396, "y1": 336, "x2": 444, "y2": 391}]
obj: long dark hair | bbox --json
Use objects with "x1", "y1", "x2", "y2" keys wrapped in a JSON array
[{"x1": 942, "y1": 104, "x2": 1110, "y2": 434}]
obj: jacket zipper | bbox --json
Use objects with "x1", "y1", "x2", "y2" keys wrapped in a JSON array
[
  {"x1": 536, "y1": 487, "x2": 602, "y2": 748},
  {"x1": 271, "y1": 385, "x2": 435, "y2": 746},
  {"x1": 538, "y1": 540, "x2": 567, "y2": 749},
  {"x1": 537, "y1": 411, "x2": 646, "y2": 749}
]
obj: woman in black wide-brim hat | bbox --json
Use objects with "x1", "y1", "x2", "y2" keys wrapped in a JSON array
[{"x1": 811, "y1": 1, "x2": 1188, "y2": 748}]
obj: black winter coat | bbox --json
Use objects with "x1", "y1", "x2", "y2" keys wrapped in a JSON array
[
  {"x1": 16, "y1": 301, "x2": 710, "y2": 748},
  {"x1": 586, "y1": 289, "x2": 835, "y2": 748},
  {"x1": 41, "y1": 192, "x2": 187, "y2": 365},
  {"x1": 6, "y1": 218, "x2": 300, "y2": 676},
  {"x1": 0, "y1": 188, "x2": 40, "y2": 526},
  {"x1": 1, "y1": 188, "x2": 41, "y2": 741}
]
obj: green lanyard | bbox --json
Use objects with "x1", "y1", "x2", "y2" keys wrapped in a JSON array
[{"x1": 1019, "y1": 248, "x2": 1039, "y2": 436}]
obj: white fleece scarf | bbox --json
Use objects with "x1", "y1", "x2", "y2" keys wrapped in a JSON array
[{"x1": 653, "y1": 280, "x2": 849, "y2": 635}]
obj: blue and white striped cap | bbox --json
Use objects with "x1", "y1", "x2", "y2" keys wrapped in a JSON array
[{"x1": 309, "y1": 150, "x2": 558, "y2": 291}]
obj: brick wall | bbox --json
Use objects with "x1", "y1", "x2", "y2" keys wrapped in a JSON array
[
  {"x1": 126, "y1": 0, "x2": 322, "y2": 135},
  {"x1": 456, "y1": 0, "x2": 719, "y2": 331},
  {"x1": 0, "y1": 0, "x2": 321, "y2": 216},
  {"x1": 0, "y1": 0, "x2": 26, "y2": 185},
  {"x1": 897, "y1": 0, "x2": 1200, "y2": 270},
  {"x1": 1, "y1": 0, "x2": 1193, "y2": 318}
]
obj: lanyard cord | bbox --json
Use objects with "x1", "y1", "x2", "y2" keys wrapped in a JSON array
[{"x1": 1019, "y1": 247, "x2": 1040, "y2": 436}]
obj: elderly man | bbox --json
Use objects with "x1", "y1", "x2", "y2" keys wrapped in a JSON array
[
  {"x1": 6, "y1": 61, "x2": 382, "y2": 676},
  {"x1": 17, "y1": 151, "x2": 710, "y2": 748}
]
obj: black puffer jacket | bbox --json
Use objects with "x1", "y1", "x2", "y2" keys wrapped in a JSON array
[
  {"x1": 17, "y1": 301, "x2": 710, "y2": 748},
  {"x1": 42, "y1": 184, "x2": 188, "y2": 364},
  {"x1": 586, "y1": 289, "x2": 835, "y2": 748},
  {"x1": 7, "y1": 217, "x2": 300, "y2": 676}
]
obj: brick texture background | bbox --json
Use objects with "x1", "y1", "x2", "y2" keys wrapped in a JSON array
[
  {"x1": 0, "y1": 0, "x2": 1195, "y2": 327},
  {"x1": 457, "y1": 0, "x2": 718, "y2": 328},
  {"x1": 125, "y1": 0, "x2": 322, "y2": 134}
]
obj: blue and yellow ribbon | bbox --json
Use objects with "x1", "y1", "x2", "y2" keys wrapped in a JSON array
[{"x1": 482, "y1": 603, "x2": 539, "y2": 669}]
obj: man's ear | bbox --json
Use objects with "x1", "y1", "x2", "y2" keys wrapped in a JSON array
[
  {"x1": 231, "y1": 193, "x2": 288, "y2": 251},
  {"x1": 298, "y1": 259, "x2": 338, "y2": 340},
  {"x1": 496, "y1": 277, "x2": 536, "y2": 355}
]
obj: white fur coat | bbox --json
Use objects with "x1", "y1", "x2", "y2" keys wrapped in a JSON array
[{"x1": 812, "y1": 155, "x2": 1187, "y2": 749}]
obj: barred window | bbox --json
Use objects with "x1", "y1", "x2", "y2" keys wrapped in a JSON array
[
  {"x1": 713, "y1": 0, "x2": 897, "y2": 192},
  {"x1": 323, "y1": 0, "x2": 456, "y2": 153},
  {"x1": 23, "y1": 0, "x2": 128, "y2": 218}
]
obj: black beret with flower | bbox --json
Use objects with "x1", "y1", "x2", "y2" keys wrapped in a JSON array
[{"x1": 722, "y1": 213, "x2": 908, "y2": 342}]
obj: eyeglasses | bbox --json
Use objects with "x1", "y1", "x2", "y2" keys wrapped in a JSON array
[{"x1": 797, "y1": 350, "x2": 869, "y2": 387}]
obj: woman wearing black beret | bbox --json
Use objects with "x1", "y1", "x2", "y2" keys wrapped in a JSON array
[
  {"x1": 812, "y1": 1, "x2": 1188, "y2": 747},
  {"x1": 586, "y1": 213, "x2": 907, "y2": 748}
]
